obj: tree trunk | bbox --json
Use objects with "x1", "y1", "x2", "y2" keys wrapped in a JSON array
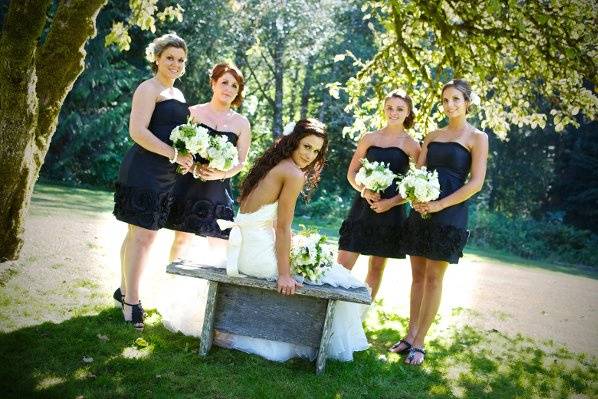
[
  {"x1": 300, "y1": 56, "x2": 315, "y2": 119},
  {"x1": 288, "y1": 67, "x2": 299, "y2": 120},
  {"x1": 0, "y1": 0, "x2": 106, "y2": 262},
  {"x1": 272, "y1": 34, "x2": 284, "y2": 137}
]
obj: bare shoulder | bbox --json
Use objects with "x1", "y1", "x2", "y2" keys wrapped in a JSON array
[
  {"x1": 189, "y1": 102, "x2": 209, "y2": 114},
  {"x1": 403, "y1": 134, "x2": 421, "y2": 155},
  {"x1": 404, "y1": 133, "x2": 420, "y2": 148},
  {"x1": 359, "y1": 130, "x2": 380, "y2": 146},
  {"x1": 275, "y1": 160, "x2": 305, "y2": 184},
  {"x1": 470, "y1": 128, "x2": 489, "y2": 145},
  {"x1": 423, "y1": 128, "x2": 443, "y2": 144},
  {"x1": 135, "y1": 79, "x2": 160, "y2": 98},
  {"x1": 231, "y1": 110, "x2": 250, "y2": 130}
]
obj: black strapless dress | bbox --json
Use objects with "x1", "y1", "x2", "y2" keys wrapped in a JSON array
[
  {"x1": 113, "y1": 99, "x2": 189, "y2": 230},
  {"x1": 163, "y1": 123, "x2": 238, "y2": 239},
  {"x1": 338, "y1": 146, "x2": 410, "y2": 259},
  {"x1": 404, "y1": 141, "x2": 471, "y2": 264}
]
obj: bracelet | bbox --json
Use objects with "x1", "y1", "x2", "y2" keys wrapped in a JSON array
[
  {"x1": 360, "y1": 187, "x2": 367, "y2": 197},
  {"x1": 169, "y1": 147, "x2": 178, "y2": 164}
]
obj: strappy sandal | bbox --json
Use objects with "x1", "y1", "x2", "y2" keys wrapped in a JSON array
[
  {"x1": 405, "y1": 347, "x2": 426, "y2": 365},
  {"x1": 113, "y1": 288, "x2": 125, "y2": 308},
  {"x1": 114, "y1": 288, "x2": 146, "y2": 317},
  {"x1": 123, "y1": 301, "x2": 144, "y2": 331},
  {"x1": 389, "y1": 338, "x2": 412, "y2": 354}
]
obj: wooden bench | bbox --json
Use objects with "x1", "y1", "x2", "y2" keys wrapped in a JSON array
[{"x1": 166, "y1": 261, "x2": 371, "y2": 374}]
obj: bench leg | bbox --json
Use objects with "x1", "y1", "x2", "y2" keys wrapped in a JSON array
[
  {"x1": 315, "y1": 299, "x2": 337, "y2": 374},
  {"x1": 199, "y1": 281, "x2": 219, "y2": 356}
]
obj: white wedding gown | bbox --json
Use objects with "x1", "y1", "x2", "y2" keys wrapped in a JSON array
[{"x1": 159, "y1": 202, "x2": 369, "y2": 362}]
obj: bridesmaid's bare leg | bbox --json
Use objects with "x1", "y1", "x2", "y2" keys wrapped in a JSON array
[
  {"x1": 407, "y1": 259, "x2": 449, "y2": 365},
  {"x1": 365, "y1": 256, "x2": 387, "y2": 299},
  {"x1": 123, "y1": 225, "x2": 158, "y2": 310},
  {"x1": 119, "y1": 229, "x2": 129, "y2": 296},
  {"x1": 169, "y1": 231, "x2": 194, "y2": 262},
  {"x1": 206, "y1": 236, "x2": 228, "y2": 267}
]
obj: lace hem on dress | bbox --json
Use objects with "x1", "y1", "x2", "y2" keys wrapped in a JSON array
[
  {"x1": 338, "y1": 219, "x2": 407, "y2": 259},
  {"x1": 165, "y1": 199, "x2": 235, "y2": 238},
  {"x1": 113, "y1": 183, "x2": 174, "y2": 230},
  {"x1": 403, "y1": 213, "x2": 469, "y2": 264}
]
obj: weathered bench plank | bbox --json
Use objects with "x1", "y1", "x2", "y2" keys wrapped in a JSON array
[
  {"x1": 214, "y1": 284, "x2": 328, "y2": 346},
  {"x1": 166, "y1": 261, "x2": 371, "y2": 304}
]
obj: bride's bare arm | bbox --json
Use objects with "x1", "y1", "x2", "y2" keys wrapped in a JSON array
[{"x1": 275, "y1": 167, "x2": 305, "y2": 295}]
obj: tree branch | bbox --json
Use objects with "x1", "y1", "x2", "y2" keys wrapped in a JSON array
[{"x1": 242, "y1": 54, "x2": 275, "y2": 107}]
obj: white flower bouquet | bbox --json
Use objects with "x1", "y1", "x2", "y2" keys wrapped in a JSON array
[
  {"x1": 169, "y1": 121, "x2": 211, "y2": 173},
  {"x1": 397, "y1": 165, "x2": 441, "y2": 219},
  {"x1": 290, "y1": 228, "x2": 333, "y2": 283},
  {"x1": 200, "y1": 134, "x2": 239, "y2": 172},
  {"x1": 355, "y1": 158, "x2": 397, "y2": 193}
]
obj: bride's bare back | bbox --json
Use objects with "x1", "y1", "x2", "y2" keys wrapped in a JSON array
[{"x1": 239, "y1": 158, "x2": 305, "y2": 214}]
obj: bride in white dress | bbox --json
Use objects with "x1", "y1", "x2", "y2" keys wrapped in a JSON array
[{"x1": 160, "y1": 118, "x2": 369, "y2": 362}]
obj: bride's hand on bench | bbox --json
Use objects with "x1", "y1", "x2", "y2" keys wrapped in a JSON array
[{"x1": 277, "y1": 275, "x2": 302, "y2": 296}]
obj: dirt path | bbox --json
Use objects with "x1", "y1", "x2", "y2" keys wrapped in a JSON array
[{"x1": 1, "y1": 195, "x2": 597, "y2": 356}]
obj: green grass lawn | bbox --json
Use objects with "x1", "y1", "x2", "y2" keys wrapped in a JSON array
[
  {"x1": 1, "y1": 306, "x2": 596, "y2": 398},
  {"x1": 0, "y1": 183, "x2": 596, "y2": 398}
]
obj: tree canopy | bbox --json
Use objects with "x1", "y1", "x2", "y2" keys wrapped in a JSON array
[{"x1": 333, "y1": 0, "x2": 598, "y2": 139}]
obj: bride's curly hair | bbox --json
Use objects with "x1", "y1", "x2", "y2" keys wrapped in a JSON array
[{"x1": 239, "y1": 118, "x2": 328, "y2": 201}]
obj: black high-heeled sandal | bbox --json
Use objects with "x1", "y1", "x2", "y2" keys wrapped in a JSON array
[
  {"x1": 123, "y1": 301, "x2": 144, "y2": 331},
  {"x1": 113, "y1": 288, "x2": 146, "y2": 317},
  {"x1": 113, "y1": 288, "x2": 125, "y2": 308}
]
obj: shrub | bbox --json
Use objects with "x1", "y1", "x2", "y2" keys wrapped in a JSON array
[{"x1": 469, "y1": 209, "x2": 598, "y2": 267}]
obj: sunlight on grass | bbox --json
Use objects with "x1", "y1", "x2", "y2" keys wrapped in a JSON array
[
  {"x1": 35, "y1": 375, "x2": 66, "y2": 391},
  {"x1": 122, "y1": 346, "x2": 153, "y2": 359}
]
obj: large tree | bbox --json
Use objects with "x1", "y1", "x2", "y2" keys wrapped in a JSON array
[
  {"x1": 229, "y1": 0, "x2": 343, "y2": 137},
  {"x1": 0, "y1": 0, "x2": 182, "y2": 262},
  {"x1": 333, "y1": 0, "x2": 597, "y2": 140}
]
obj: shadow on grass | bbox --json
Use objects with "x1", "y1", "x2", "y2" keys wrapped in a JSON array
[
  {"x1": 1, "y1": 307, "x2": 596, "y2": 399},
  {"x1": 367, "y1": 307, "x2": 597, "y2": 399}
]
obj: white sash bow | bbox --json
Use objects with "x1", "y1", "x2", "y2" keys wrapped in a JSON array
[{"x1": 216, "y1": 218, "x2": 245, "y2": 277}]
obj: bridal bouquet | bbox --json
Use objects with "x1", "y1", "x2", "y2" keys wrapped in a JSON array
[
  {"x1": 200, "y1": 134, "x2": 239, "y2": 172},
  {"x1": 355, "y1": 158, "x2": 397, "y2": 193},
  {"x1": 290, "y1": 228, "x2": 333, "y2": 283},
  {"x1": 397, "y1": 165, "x2": 441, "y2": 219},
  {"x1": 169, "y1": 121, "x2": 210, "y2": 173}
]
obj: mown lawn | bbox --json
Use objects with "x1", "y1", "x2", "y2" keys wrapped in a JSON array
[{"x1": 0, "y1": 183, "x2": 596, "y2": 398}]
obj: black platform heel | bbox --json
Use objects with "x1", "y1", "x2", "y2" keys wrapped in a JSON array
[
  {"x1": 123, "y1": 301, "x2": 144, "y2": 331},
  {"x1": 113, "y1": 288, "x2": 125, "y2": 308},
  {"x1": 114, "y1": 288, "x2": 146, "y2": 317}
]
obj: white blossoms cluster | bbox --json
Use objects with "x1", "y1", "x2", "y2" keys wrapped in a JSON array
[
  {"x1": 355, "y1": 158, "x2": 397, "y2": 192},
  {"x1": 282, "y1": 121, "x2": 296, "y2": 136},
  {"x1": 170, "y1": 122, "x2": 211, "y2": 156},
  {"x1": 397, "y1": 165, "x2": 441, "y2": 210},
  {"x1": 145, "y1": 42, "x2": 156, "y2": 63},
  {"x1": 290, "y1": 230, "x2": 333, "y2": 282},
  {"x1": 202, "y1": 134, "x2": 239, "y2": 172}
]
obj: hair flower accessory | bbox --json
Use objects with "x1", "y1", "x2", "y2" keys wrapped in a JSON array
[
  {"x1": 470, "y1": 91, "x2": 481, "y2": 106},
  {"x1": 394, "y1": 88, "x2": 407, "y2": 98},
  {"x1": 282, "y1": 121, "x2": 296, "y2": 136},
  {"x1": 145, "y1": 42, "x2": 156, "y2": 63}
]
